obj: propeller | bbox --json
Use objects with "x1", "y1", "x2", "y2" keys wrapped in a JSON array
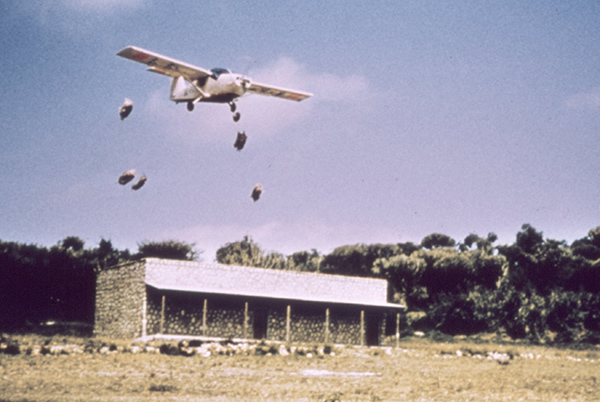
[{"x1": 236, "y1": 74, "x2": 252, "y2": 91}]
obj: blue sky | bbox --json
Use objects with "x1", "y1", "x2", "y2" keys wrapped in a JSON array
[{"x1": 1, "y1": 1, "x2": 599, "y2": 261}]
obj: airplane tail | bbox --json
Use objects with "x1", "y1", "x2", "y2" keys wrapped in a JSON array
[{"x1": 170, "y1": 76, "x2": 189, "y2": 101}]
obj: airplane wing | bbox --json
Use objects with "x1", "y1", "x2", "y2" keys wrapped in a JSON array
[
  {"x1": 117, "y1": 46, "x2": 212, "y2": 81},
  {"x1": 246, "y1": 82, "x2": 313, "y2": 102}
]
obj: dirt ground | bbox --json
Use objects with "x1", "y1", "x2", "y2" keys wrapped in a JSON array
[{"x1": 1, "y1": 337, "x2": 599, "y2": 401}]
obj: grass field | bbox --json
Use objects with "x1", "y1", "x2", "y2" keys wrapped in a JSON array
[{"x1": 1, "y1": 336, "x2": 598, "y2": 401}]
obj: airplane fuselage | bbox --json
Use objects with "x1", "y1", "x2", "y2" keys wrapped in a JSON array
[{"x1": 171, "y1": 70, "x2": 246, "y2": 104}]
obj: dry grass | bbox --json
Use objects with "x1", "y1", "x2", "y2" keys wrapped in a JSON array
[{"x1": 0, "y1": 336, "x2": 598, "y2": 401}]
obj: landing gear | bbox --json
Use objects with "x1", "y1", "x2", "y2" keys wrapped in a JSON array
[
  {"x1": 233, "y1": 112, "x2": 241, "y2": 122},
  {"x1": 187, "y1": 101, "x2": 194, "y2": 112}
]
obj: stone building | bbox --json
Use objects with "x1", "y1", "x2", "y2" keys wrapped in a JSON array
[{"x1": 94, "y1": 258, "x2": 404, "y2": 346}]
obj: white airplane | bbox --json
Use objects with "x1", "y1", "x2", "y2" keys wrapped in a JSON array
[{"x1": 117, "y1": 46, "x2": 313, "y2": 122}]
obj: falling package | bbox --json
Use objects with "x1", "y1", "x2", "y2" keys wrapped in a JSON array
[
  {"x1": 233, "y1": 131, "x2": 247, "y2": 151},
  {"x1": 120, "y1": 98, "x2": 133, "y2": 120},
  {"x1": 118, "y1": 169, "x2": 136, "y2": 185},
  {"x1": 251, "y1": 183, "x2": 263, "y2": 202},
  {"x1": 131, "y1": 175, "x2": 147, "y2": 190}
]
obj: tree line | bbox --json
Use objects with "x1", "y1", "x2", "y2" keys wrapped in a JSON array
[
  {"x1": 1, "y1": 225, "x2": 599, "y2": 344},
  {"x1": 0, "y1": 238, "x2": 196, "y2": 331},
  {"x1": 216, "y1": 227, "x2": 600, "y2": 344}
]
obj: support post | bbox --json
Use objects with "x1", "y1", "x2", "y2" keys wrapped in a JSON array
[
  {"x1": 244, "y1": 302, "x2": 249, "y2": 339},
  {"x1": 286, "y1": 305, "x2": 291, "y2": 343},
  {"x1": 160, "y1": 295, "x2": 166, "y2": 334},
  {"x1": 325, "y1": 307, "x2": 330, "y2": 344},
  {"x1": 202, "y1": 298, "x2": 208, "y2": 336},
  {"x1": 396, "y1": 312, "x2": 401, "y2": 348},
  {"x1": 360, "y1": 310, "x2": 365, "y2": 346},
  {"x1": 142, "y1": 296, "x2": 147, "y2": 338}
]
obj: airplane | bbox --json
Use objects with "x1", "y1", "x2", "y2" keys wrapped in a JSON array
[{"x1": 117, "y1": 46, "x2": 313, "y2": 122}]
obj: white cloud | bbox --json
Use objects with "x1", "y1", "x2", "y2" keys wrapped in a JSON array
[
  {"x1": 251, "y1": 57, "x2": 370, "y2": 102},
  {"x1": 565, "y1": 87, "x2": 600, "y2": 110},
  {"x1": 16, "y1": 0, "x2": 145, "y2": 34},
  {"x1": 310, "y1": 73, "x2": 370, "y2": 102}
]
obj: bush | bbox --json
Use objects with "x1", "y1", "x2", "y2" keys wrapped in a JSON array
[{"x1": 426, "y1": 294, "x2": 487, "y2": 336}]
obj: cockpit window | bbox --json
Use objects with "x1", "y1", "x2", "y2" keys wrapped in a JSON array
[{"x1": 211, "y1": 68, "x2": 231, "y2": 78}]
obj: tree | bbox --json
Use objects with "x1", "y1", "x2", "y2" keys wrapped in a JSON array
[
  {"x1": 372, "y1": 253, "x2": 427, "y2": 306},
  {"x1": 0, "y1": 240, "x2": 51, "y2": 329},
  {"x1": 459, "y1": 232, "x2": 497, "y2": 253},
  {"x1": 60, "y1": 236, "x2": 85, "y2": 252},
  {"x1": 286, "y1": 250, "x2": 321, "y2": 272},
  {"x1": 515, "y1": 224, "x2": 544, "y2": 254},
  {"x1": 320, "y1": 244, "x2": 368, "y2": 276},
  {"x1": 397, "y1": 241, "x2": 421, "y2": 256},
  {"x1": 136, "y1": 240, "x2": 200, "y2": 261},
  {"x1": 499, "y1": 225, "x2": 580, "y2": 294},
  {"x1": 320, "y1": 243, "x2": 401, "y2": 277},
  {"x1": 420, "y1": 249, "x2": 474, "y2": 295},
  {"x1": 469, "y1": 250, "x2": 506, "y2": 289},
  {"x1": 216, "y1": 236, "x2": 265, "y2": 267},
  {"x1": 261, "y1": 251, "x2": 287, "y2": 269},
  {"x1": 587, "y1": 226, "x2": 600, "y2": 248},
  {"x1": 568, "y1": 259, "x2": 600, "y2": 293},
  {"x1": 0, "y1": 236, "x2": 119, "y2": 330},
  {"x1": 571, "y1": 226, "x2": 600, "y2": 261},
  {"x1": 92, "y1": 238, "x2": 131, "y2": 271},
  {"x1": 420, "y1": 233, "x2": 456, "y2": 250},
  {"x1": 571, "y1": 243, "x2": 600, "y2": 261}
]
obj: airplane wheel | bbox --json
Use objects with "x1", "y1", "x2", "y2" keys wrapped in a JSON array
[
  {"x1": 229, "y1": 102, "x2": 237, "y2": 113},
  {"x1": 187, "y1": 101, "x2": 194, "y2": 112},
  {"x1": 233, "y1": 112, "x2": 241, "y2": 122}
]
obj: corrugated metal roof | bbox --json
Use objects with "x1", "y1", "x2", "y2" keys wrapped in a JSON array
[{"x1": 143, "y1": 258, "x2": 404, "y2": 309}]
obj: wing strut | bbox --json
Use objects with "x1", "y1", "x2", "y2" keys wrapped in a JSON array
[{"x1": 181, "y1": 73, "x2": 211, "y2": 100}]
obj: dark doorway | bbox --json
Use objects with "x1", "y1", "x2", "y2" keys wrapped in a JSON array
[
  {"x1": 253, "y1": 306, "x2": 268, "y2": 339},
  {"x1": 365, "y1": 313, "x2": 380, "y2": 346}
]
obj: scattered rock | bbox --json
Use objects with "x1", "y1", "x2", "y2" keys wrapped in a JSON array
[{"x1": 279, "y1": 344, "x2": 290, "y2": 356}]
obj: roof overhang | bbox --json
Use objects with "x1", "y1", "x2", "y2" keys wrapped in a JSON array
[
  {"x1": 141, "y1": 258, "x2": 405, "y2": 311},
  {"x1": 145, "y1": 281, "x2": 405, "y2": 310}
]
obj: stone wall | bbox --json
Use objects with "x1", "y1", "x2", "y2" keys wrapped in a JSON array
[
  {"x1": 290, "y1": 304, "x2": 325, "y2": 343},
  {"x1": 164, "y1": 291, "x2": 204, "y2": 336},
  {"x1": 265, "y1": 304, "x2": 286, "y2": 341},
  {"x1": 146, "y1": 286, "x2": 162, "y2": 335},
  {"x1": 141, "y1": 289, "x2": 376, "y2": 345},
  {"x1": 205, "y1": 298, "x2": 245, "y2": 338},
  {"x1": 94, "y1": 261, "x2": 146, "y2": 339},
  {"x1": 95, "y1": 259, "x2": 402, "y2": 345},
  {"x1": 329, "y1": 307, "x2": 362, "y2": 345}
]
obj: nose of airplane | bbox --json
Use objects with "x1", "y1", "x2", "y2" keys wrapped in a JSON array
[{"x1": 233, "y1": 74, "x2": 251, "y2": 90}]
